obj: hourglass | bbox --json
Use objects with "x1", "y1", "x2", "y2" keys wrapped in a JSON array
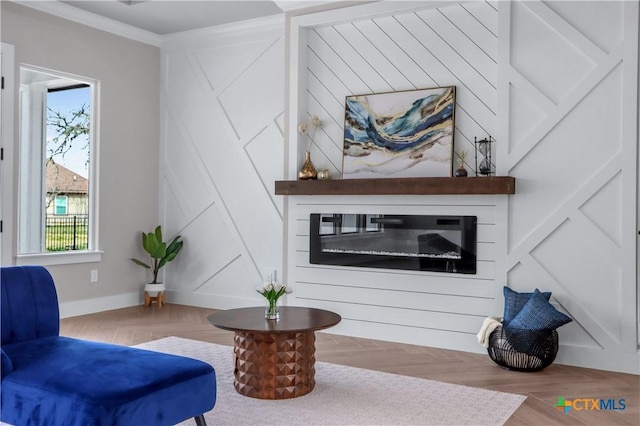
[{"x1": 474, "y1": 136, "x2": 493, "y2": 176}]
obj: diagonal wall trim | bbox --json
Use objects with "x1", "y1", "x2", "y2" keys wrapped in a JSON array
[
  {"x1": 216, "y1": 36, "x2": 283, "y2": 95},
  {"x1": 309, "y1": 29, "x2": 373, "y2": 94},
  {"x1": 200, "y1": 161, "x2": 263, "y2": 281},
  {"x1": 215, "y1": 97, "x2": 241, "y2": 140},
  {"x1": 508, "y1": 67, "x2": 555, "y2": 110},
  {"x1": 414, "y1": 11, "x2": 496, "y2": 90},
  {"x1": 334, "y1": 23, "x2": 413, "y2": 91},
  {"x1": 368, "y1": 17, "x2": 441, "y2": 87},
  {"x1": 460, "y1": 2, "x2": 497, "y2": 38},
  {"x1": 383, "y1": 22, "x2": 496, "y2": 135},
  {"x1": 568, "y1": 210, "x2": 621, "y2": 265},
  {"x1": 518, "y1": 254, "x2": 617, "y2": 349},
  {"x1": 192, "y1": 254, "x2": 243, "y2": 293},
  {"x1": 522, "y1": 1, "x2": 607, "y2": 63},
  {"x1": 508, "y1": 153, "x2": 622, "y2": 265},
  {"x1": 160, "y1": 15, "x2": 284, "y2": 336},
  {"x1": 164, "y1": 96, "x2": 270, "y2": 286},
  {"x1": 284, "y1": 0, "x2": 639, "y2": 372},
  {"x1": 315, "y1": 26, "x2": 393, "y2": 92},
  {"x1": 507, "y1": 45, "x2": 623, "y2": 171},
  {"x1": 189, "y1": 51, "x2": 216, "y2": 92},
  {"x1": 305, "y1": 94, "x2": 342, "y2": 151},
  {"x1": 395, "y1": 13, "x2": 497, "y2": 115},
  {"x1": 214, "y1": 35, "x2": 283, "y2": 140},
  {"x1": 436, "y1": 7, "x2": 497, "y2": 64},
  {"x1": 242, "y1": 125, "x2": 285, "y2": 221},
  {"x1": 354, "y1": 19, "x2": 430, "y2": 89}
]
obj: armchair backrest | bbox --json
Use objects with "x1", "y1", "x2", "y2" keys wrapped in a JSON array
[{"x1": 1, "y1": 266, "x2": 60, "y2": 345}]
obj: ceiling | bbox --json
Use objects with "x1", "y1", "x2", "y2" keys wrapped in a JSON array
[{"x1": 59, "y1": 1, "x2": 286, "y2": 35}]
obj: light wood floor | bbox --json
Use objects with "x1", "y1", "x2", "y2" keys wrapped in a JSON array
[{"x1": 60, "y1": 303, "x2": 639, "y2": 425}]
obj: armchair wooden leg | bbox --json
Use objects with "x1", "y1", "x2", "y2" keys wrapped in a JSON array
[{"x1": 194, "y1": 414, "x2": 207, "y2": 426}]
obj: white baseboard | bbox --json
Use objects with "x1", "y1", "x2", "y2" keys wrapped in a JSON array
[
  {"x1": 164, "y1": 290, "x2": 259, "y2": 310},
  {"x1": 555, "y1": 345, "x2": 640, "y2": 375},
  {"x1": 59, "y1": 292, "x2": 140, "y2": 318},
  {"x1": 324, "y1": 318, "x2": 486, "y2": 355},
  {"x1": 57, "y1": 290, "x2": 257, "y2": 319},
  {"x1": 58, "y1": 292, "x2": 640, "y2": 375}
]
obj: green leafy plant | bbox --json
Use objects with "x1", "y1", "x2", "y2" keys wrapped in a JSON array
[{"x1": 131, "y1": 225, "x2": 183, "y2": 284}]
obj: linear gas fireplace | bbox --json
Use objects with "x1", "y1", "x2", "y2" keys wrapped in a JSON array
[{"x1": 310, "y1": 214, "x2": 477, "y2": 274}]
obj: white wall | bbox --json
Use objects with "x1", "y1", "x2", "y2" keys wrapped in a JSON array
[
  {"x1": 502, "y1": 0, "x2": 639, "y2": 373},
  {"x1": 159, "y1": 0, "x2": 639, "y2": 374},
  {"x1": 1, "y1": 3, "x2": 161, "y2": 311},
  {"x1": 159, "y1": 17, "x2": 286, "y2": 309},
  {"x1": 7, "y1": 0, "x2": 636, "y2": 374},
  {"x1": 284, "y1": 1, "x2": 639, "y2": 374}
]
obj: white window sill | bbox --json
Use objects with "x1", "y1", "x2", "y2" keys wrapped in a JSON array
[{"x1": 16, "y1": 250, "x2": 103, "y2": 266}]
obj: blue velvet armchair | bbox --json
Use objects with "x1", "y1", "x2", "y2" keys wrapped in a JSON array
[{"x1": 0, "y1": 266, "x2": 216, "y2": 426}]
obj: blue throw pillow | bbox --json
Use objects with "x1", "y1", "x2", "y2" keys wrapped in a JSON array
[
  {"x1": 508, "y1": 289, "x2": 572, "y2": 331},
  {"x1": 503, "y1": 286, "x2": 551, "y2": 325}
]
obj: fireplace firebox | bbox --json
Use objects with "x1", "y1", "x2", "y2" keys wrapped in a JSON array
[{"x1": 310, "y1": 214, "x2": 477, "y2": 274}]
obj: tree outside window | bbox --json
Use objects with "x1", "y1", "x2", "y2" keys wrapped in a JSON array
[{"x1": 19, "y1": 67, "x2": 96, "y2": 254}]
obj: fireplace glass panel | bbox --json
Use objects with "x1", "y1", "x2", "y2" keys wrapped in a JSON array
[{"x1": 310, "y1": 214, "x2": 477, "y2": 274}]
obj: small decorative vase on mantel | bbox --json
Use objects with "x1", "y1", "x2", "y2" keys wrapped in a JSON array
[
  {"x1": 455, "y1": 165, "x2": 468, "y2": 177},
  {"x1": 454, "y1": 150, "x2": 469, "y2": 177},
  {"x1": 298, "y1": 151, "x2": 318, "y2": 180}
]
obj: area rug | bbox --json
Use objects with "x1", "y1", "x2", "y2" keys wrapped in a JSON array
[{"x1": 136, "y1": 336, "x2": 526, "y2": 426}]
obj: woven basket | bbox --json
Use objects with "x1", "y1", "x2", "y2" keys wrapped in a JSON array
[{"x1": 487, "y1": 326, "x2": 559, "y2": 372}]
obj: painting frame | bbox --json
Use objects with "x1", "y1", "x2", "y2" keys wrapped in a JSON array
[{"x1": 342, "y1": 86, "x2": 456, "y2": 179}]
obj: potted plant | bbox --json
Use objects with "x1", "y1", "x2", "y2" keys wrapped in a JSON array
[{"x1": 131, "y1": 226, "x2": 183, "y2": 297}]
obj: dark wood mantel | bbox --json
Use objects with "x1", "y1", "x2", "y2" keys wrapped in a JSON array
[{"x1": 274, "y1": 176, "x2": 515, "y2": 196}]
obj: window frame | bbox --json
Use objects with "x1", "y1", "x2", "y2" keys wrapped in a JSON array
[{"x1": 16, "y1": 64, "x2": 101, "y2": 266}]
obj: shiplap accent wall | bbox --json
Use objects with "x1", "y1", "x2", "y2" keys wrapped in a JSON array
[
  {"x1": 289, "y1": 198, "x2": 503, "y2": 350},
  {"x1": 297, "y1": 1, "x2": 498, "y2": 178},
  {"x1": 286, "y1": 1, "x2": 505, "y2": 354},
  {"x1": 287, "y1": 0, "x2": 639, "y2": 373},
  {"x1": 159, "y1": 0, "x2": 639, "y2": 373}
]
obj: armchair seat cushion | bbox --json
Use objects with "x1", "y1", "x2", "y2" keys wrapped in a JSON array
[{"x1": 2, "y1": 336, "x2": 216, "y2": 426}]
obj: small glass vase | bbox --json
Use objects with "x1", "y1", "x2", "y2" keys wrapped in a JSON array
[{"x1": 265, "y1": 297, "x2": 280, "y2": 320}]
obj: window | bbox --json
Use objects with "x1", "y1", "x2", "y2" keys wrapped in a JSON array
[
  {"x1": 18, "y1": 66, "x2": 99, "y2": 263},
  {"x1": 54, "y1": 195, "x2": 67, "y2": 215}
]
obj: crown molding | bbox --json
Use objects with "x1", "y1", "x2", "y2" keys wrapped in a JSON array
[
  {"x1": 273, "y1": 1, "x2": 338, "y2": 12},
  {"x1": 162, "y1": 13, "x2": 285, "y2": 45},
  {"x1": 12, "y1": 0, "x2": 163, "y2": 47}
]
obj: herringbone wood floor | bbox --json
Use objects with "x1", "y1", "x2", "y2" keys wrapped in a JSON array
[{"x1": 60, "y1": 304, "x2": 639, "y2": 425}]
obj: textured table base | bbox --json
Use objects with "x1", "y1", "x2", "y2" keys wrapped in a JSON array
[{"x1": 233, "y1": 331, "x2": 316, "y2": 399}]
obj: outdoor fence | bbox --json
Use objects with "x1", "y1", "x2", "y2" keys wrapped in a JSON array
[{"x1": 45, "y1": 214, "x2": 89, "y2": 251}]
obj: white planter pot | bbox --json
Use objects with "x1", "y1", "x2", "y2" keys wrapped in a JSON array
[{"x1": 144, "y1": 283, "x2": 166, "y2": 297}]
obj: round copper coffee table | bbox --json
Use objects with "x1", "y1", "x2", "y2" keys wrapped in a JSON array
[{"x1": 208, "y1": 306, "x2": 341, "y2": 400}]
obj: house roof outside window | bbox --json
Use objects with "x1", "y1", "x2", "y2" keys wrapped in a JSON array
[{"x1": 46, "y1": 162, "x2": 88, "y2": 195}]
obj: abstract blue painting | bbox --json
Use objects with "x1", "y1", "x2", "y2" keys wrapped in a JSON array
[{"x1": 342, "y1": 86, "x2": 455, "y2": 179}]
